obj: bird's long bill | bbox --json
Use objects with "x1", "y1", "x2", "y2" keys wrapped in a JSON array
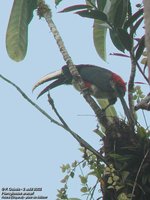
[
  {"x1": 32, "y1": 69, "x2": 62, "y2": 91},
  {"x1": 36, "y1": 78, "x2": 66, "y2": 99}
]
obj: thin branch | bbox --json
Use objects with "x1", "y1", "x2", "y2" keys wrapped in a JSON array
[
  {"x1": 0, "y1": 74, "x2": 63, "y2": 128},
  {"x1": 47, "y1": 94, "x2": 69, "y2": 129},
  {"x1": 135, "y1": 93, "x2": 150, "y2": 111},
  {"x1": 135, "y1": 59, "x2": 149, "y2": 84},
  {"x1": 0, "y1": 73, "x2": 107, "y2": 164},
  {"x1": 143, "y1": 0, "x2": 150, "y2": 83},
  {"x1": 131, "y1": 149, "x2": 150, "y2": 199},
  {"x1": 47, "y1": 94, "x2": 108, "y2": 164}
]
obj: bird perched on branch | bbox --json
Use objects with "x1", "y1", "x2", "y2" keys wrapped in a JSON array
[{"x1": 33, "y1": 64, "x2": 126, "y2": 106}]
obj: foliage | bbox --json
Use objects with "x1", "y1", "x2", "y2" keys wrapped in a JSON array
[
  {"x1": 59, "y1": 1, "x2": 145, "y2": 62},
  {"x1": 6, "y1": 0, "x2": 38, "y2": 61},
  {"x1": 57, "y1": 148, "x2": 105, "y2": 200}
]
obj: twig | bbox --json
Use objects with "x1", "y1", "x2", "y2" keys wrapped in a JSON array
[
  {"x1": 135, "y1": 93, "x2": 150, "y2": 111},
  {"x1": 47, "y1": 94, "x2": 108, "y2": 164},
  {"x1": 131, "y1": 149, "x2": 150, "y2": 199},
  {"x1": 0, "y1": 73, "x2": 108, "y2": 164},
  {"x1": 135, "y1": 59, "x2": 149, "y2": 84},
  {"x1": 0, "y1": 74, "x2": 63, "y2": 128}
]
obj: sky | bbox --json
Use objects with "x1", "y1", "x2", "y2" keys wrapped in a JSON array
[{"x1": 0, "y1": 1, "x2": 149, "y2": 200}]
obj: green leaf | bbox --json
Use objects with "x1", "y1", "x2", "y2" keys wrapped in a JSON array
[
  {"x1": 117, "y1": 28, "x2": 133, "y2": 51},
  {"x1": 60, "y1": 175, "x2": 69, "y2": 183},
  {"x1": 124, "y1": 8, "x2": 143, "y2": 29},
  {"x1": 6, "y1": 0, "x2": 37, "y2": 61},
  {"x1": 114, "y1": 0, "x2": 128, "y2": 27},
  {"x1": 109, "y1": 29, "x2": 125, "y2": 52},
  {"x1": 108, "y1": 0, "x2": 128, "y2": 28},
  {"x1": 137, "y1": 125, "x2": 148, "y2": 139},
  {"x1": 68, "y1": 198, "x2": 81, "y2": 200},
  {"x1": 27, "y1": 0, "x2": 37, "y2": 22},
  {"x1": 130, "y1": 17, "x2": 143, "y2": 36},
  {"x1": 97, "y1": 0, "x2": 107, "y2": 11},
  {"x1": 80, "y1": 187, "x2": 88, "y2": 193},
  {"x1": 121, "y1": 171, "x2": 130, "y2": 183},
  {"x1": 109, "y1": 153, "x2": 131, "y2": 161},
  {"x1": 76, "y1": 10, "x2": 108, "y2": 22},
  {"x1": 79, "y1": 175, "x2": 88, "y2": 184},
  {"x1": 135, "y1": 36, "x2": 145, "y2": 60},
  {"x1": 55, "y1": 0, "x2": 63, "y2": 6},
  {"x1": 59, "y1": 4, "x2": 92, "y2": 13},
  {"x1": 70, "y1": 171, "x2": 75, "y2": 178},
  {"x1": 60, "y1": 164, "x2": 70, "y2": 172},
  {"x1": 71, "y1": 160, "x2": 78, "y2": 168},
  {"x1": 82, "y1": 161, "x2": 87, "y2": 168},
  {"x1": 93, "y1": 19, "x2": 107, "y2": 61}
]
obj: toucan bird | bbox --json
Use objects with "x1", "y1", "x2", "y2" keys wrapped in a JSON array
[{"x1": 33, "y1": 64, "x2": 126, "y2": 108}]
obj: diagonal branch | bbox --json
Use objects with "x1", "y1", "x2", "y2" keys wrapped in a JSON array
[
  {"x1": 0, "y1": 74, "x2": 63, "y2": 128},
  {"x1": 143, "y1": 0, "x2": 150, "y2": 84},
  {"x1": 37, "y1": 0, "x2": 111, "y2": 128},
  {"x1": 131, "y1": 149, "x2": 150, "y2": 199},
  {"x1": 0, "y1": 73, "x2": 107, "y2": 164},
  {"x1": 135, "y1": 93, "x2": 150, "y2": 111},
  {"x1": 47, "y1": 94, "x2": 108, "y2": 164},
  {"x1": 128, "y1": 53, "x2": 136, "y2": 119}
]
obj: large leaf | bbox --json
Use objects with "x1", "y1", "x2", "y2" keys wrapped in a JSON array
[
  {"x1": 113, "y1": 0, "x2": 128, "y2": 27},
  {"x1": 109, "y1": 29, "x2": 125, "y2": 52},
  {"x1": 55, "y1": 0, "x2": 63, "y2": 6},
  {"x1": 77, "y1": 3, "x2": 108, "y2": 62},
  {"x1": 6, "y1": 0, "x2": 37, "y2": 62},
  {"x1": 93, "y1": 0, "x2": 112, "y2": 61},
  {"x1": 117, "y1": 28, "x2": 133, "y2": 51},
  {"x1": 76, "y1": 10, "x2": 108, "y2": 22},
  {"x1": 130, "y1": 17, "x2": 143, "y2": 36},
  {"x1": 135, "y1": 36, "x2": 145, "y2": 60},
  {"x1": 109, "y1": 28, "x2": 132, "y2": 52},
  {"x1": 124, "y1": 8, "x2": 143, "y2": 29},
  {"x1": 93, "y1": 19, "x2": 107, "y2": 61},
  {"x1": 97, "y1": 0, "x2": 107, "y2": 11},
  {"x1": 59, "y1": 4, "x2": 92, "y2": 13},
  {"x1": 108, "y1": 0, "x2": 128, "y2": 28}
]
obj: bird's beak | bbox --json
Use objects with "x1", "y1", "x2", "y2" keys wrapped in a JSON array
[
  {"x1": 32, "y1": 69, "x2": 67, "y2": 99},
  {"x1": 32, "y1": 69, "x2": 62, "y2": 92}
]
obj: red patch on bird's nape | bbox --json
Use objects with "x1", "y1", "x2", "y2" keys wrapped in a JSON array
[{"x1": 112, "y1": 72, "x2": 126, "y2": 92}]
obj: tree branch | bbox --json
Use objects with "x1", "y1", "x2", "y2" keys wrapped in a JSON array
[
  {"x1": 131, "y1": 149, "x2": 150, "y2": 199},
  {"x1": 143, "y1": 0, "x2": 150, "y2": 84},
  {"x1": 0, "y1": 74, "x2": 63, "y2": 128},
  {"x1": 135, "y1": 93, "x2": 150, "y2": 111},
  {"x1": 128, "y1": 53, "x2": 136, "y2": 119},
  {"x1": 37, "y1": 0, "x2": 111, "y2": 128},
  {"x1": 0, "y1": 73, "x2": 108, "y2": 164},
  {"x1": 47, "y1": 94, "x2": 108, "y2": 164}
]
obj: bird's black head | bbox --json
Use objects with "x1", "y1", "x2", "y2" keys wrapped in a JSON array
[{"x1": 62, "y1": 65, "x2": 73, "y2": 84}]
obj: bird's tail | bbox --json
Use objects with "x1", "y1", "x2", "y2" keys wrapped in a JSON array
[{"x1": 119, "y1": 95, "x2": 135, "y2": 128}]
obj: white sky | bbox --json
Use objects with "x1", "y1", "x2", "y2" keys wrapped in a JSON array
[{"x1": 0, "y1": 1, "x2": 149, "y2": 199}]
